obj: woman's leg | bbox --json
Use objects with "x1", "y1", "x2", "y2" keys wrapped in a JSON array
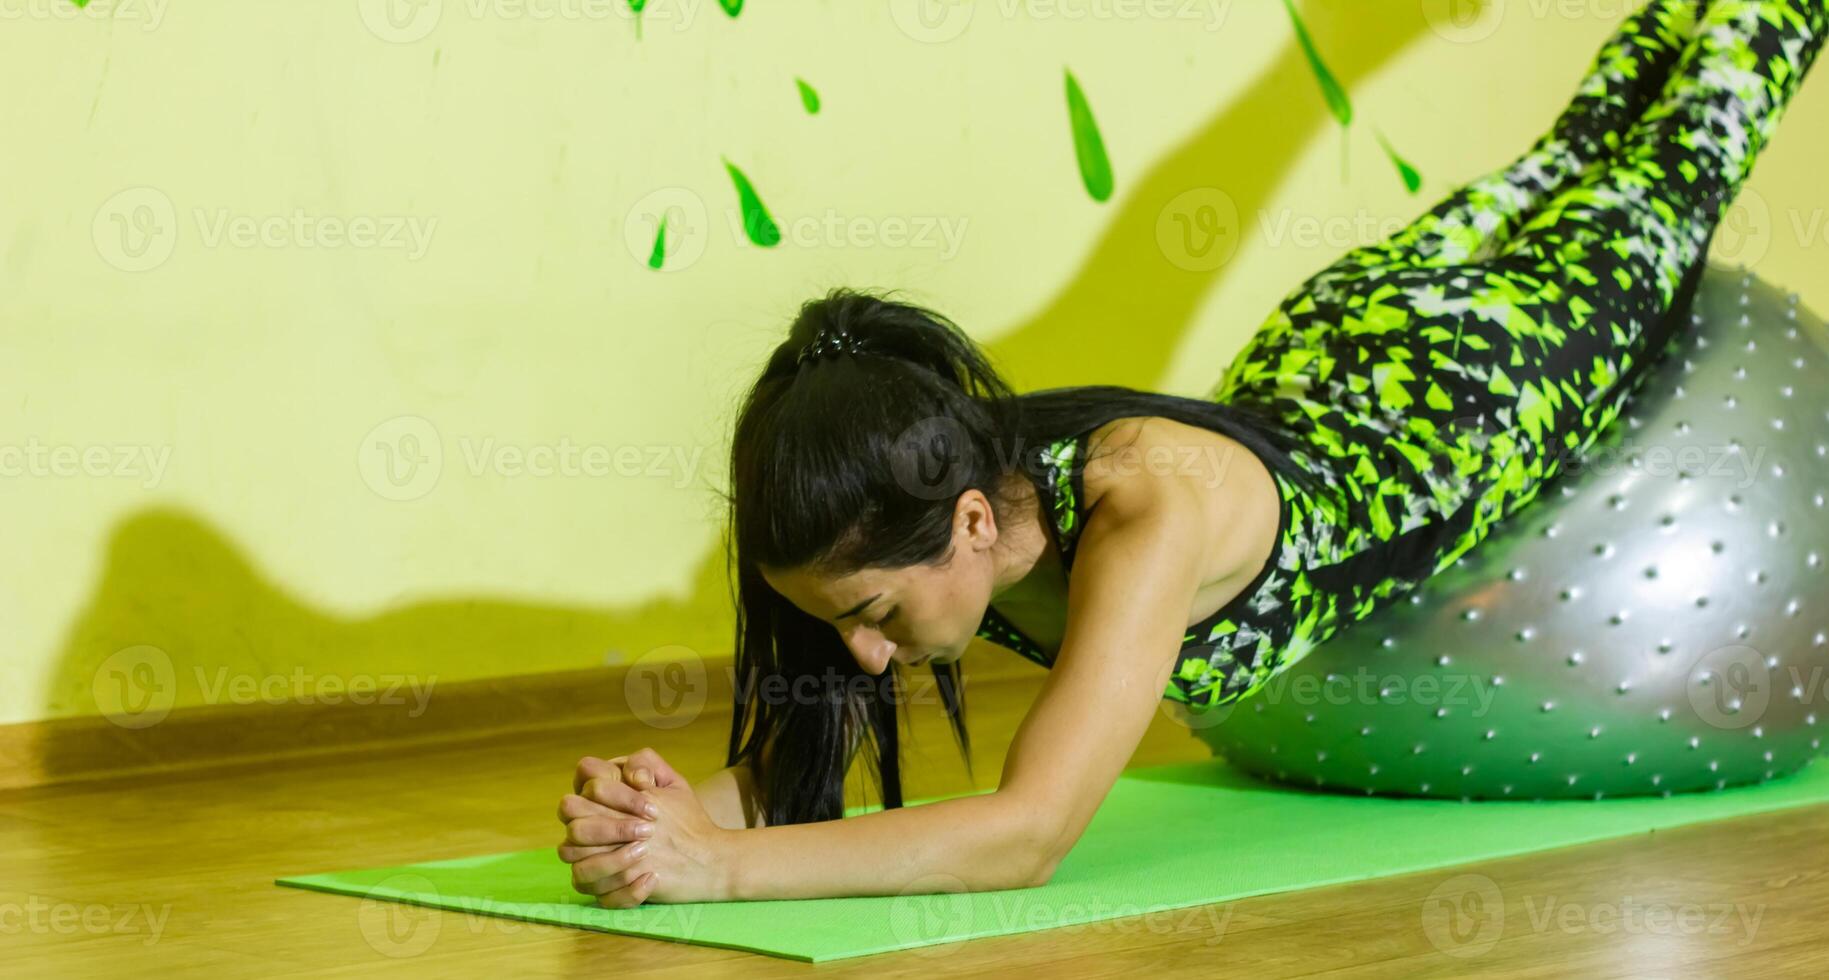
[
  {"x1": 1460, "y1": 0, "x2": 1829, "y2": 474},
  {"x1": 1215, "y1": 0, "x2": 1825, "y2": 567},
  {"x1": 1499, "y1": 0, "x2": 1827, "y2": 320},
  {"x1": 1297, "y1": 0, "x2": 1706, "y2": 307},
  {"x1": 1203, "y1": 1, "x2": 1825, "y2": 707},
  {"x1": 1422, "y1": 0, "x2": 1827, "y2": 554},
  {"x1": 1214, "y1": 0, "x2": 1700, "y2": 438}
]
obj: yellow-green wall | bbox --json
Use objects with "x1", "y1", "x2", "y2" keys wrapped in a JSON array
[{"x1": 5, "y1": 0, "x2": 1826, "y2": 730}]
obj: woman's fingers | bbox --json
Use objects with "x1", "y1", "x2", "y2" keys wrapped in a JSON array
[
  {"x1": 574, "y1": 755, "x2": 622, "y2": 795},
  {"x1": 580, "y1": 776, "x2": 660, "y2": 819},
  {"x1": 577, "y1": 748, "x2": 680, "y2": 796},
  {"x1": 596, "y1": 872, "x2": 659, "y2": 910},
  {"x1": 555, "y1": 840, "x2": 623, "y2": 864},
  {"x1": 557, "y1": 791, "x2": 640, "y2": 826},
  {"x1": 568, "y1": 841, "x2": 650, "y2": 897},
  {"x1": 559, "y1": 752, "x2": 671, "y2": 907},
  {"x1": 564, "y1": 813, "x2": 656, "y2": 848},
  {"x1": 611, "y1": 747, "x2": 683, "y2": 790}
]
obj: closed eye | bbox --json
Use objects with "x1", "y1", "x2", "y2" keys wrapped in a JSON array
[{"x1": 874, "y1": 607, "x2": 899, "y2": 629}]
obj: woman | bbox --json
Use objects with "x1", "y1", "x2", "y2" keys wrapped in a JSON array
[{"x1": 558, "y1": 0, "x2": 1827, "y2": 907}]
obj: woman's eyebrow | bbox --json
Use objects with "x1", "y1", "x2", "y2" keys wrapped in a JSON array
[{"x1": 833, "y1": 593, "x2": 883, "y2": 621}]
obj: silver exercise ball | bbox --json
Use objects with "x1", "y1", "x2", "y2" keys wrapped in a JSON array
[{"x1": 1195, "y1": 263, "x2": 1829, "y2": 799}]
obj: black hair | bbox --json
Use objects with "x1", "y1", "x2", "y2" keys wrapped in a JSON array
[{"x1": 719, "y1": 285, "x2": 1320, "y2": 826}]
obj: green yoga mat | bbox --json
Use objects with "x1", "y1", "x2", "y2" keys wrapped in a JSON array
[{"x1": 277, "y1": 758, "x2": 1829, "y2": 961}]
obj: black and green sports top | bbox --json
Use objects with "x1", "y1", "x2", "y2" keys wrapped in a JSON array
[
  {"x1": 969, "y1": 422, "x2": 1482, "y2": 711},
  {"x1": 971, "y1": 430, "x2": 1302, "y2": 709}
]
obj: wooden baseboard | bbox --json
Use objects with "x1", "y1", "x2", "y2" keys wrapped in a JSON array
[{"x1": 0, "y1": 648, "x2": 1043, "y2": 792}]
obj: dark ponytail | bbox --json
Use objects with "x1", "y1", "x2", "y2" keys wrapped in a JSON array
[{"x1": 720, "y1": 286, "x2": 1318, "y2": 826}]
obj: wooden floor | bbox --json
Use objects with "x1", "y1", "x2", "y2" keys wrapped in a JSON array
[{"x1": 8, "y1": 654, "x2": 1829, "y2": 978}]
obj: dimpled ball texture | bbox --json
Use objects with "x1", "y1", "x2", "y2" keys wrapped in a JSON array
[{"x1": 1195, "y1": 263, "x2": 1829, "y2": 800}]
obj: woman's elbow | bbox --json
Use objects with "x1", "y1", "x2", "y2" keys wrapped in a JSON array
[
  {"x1": 970, "y1": 836, "x2": 1057, "y2": 891},
  {"x1": 1025, "y1": 850, "x2": 1064, "y2": 888},
  {"x1": 974, "y1": 849, "x2": 1056, "y2": 892},
  {"x1": 1007, "y1": 813, "x2": 1073, "y2": 889},
  {"x1": 976, "y1": 790, "x2": 1075, "y2": 889}
]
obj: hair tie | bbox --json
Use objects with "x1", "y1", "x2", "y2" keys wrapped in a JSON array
[{"x1": 795, "y1": 327, "x2": 867, "y2": 366}]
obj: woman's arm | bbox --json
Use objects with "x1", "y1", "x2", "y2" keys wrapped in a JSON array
[{"x1": 720, "y1": 450, "x2": 1218, "y2": 899}]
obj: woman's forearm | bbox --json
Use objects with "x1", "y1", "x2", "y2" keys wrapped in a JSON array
[{"x1": 721, "y1": 789, "x2": 1053, "y2": 900}]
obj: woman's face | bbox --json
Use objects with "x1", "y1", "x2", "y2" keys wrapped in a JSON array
[{"x1": 761, "y1": 493, "x2": 1001, "y2": 675}]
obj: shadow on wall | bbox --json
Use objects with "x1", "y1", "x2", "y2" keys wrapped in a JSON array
[
  {"x1": 38, "y1": 508, "x2": 737, "y2": 771},
  {"x1": 39, "y1": 5, "x2": 1437, "y2": 766}
]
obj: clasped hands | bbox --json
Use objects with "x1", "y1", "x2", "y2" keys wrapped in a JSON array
[{"x1": 556, "y1": 748, "x2": 734, "y2": 907}]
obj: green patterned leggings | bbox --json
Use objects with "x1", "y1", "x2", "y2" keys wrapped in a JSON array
[{"x1": 1177, "y1": 0, "x2": 1826, "y2": 708}]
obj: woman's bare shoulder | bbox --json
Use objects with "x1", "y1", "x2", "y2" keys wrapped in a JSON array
[
  {"x1": 1079, "y1": 415, "x2": 1254, "y2": 504},
  {"x1": 1077, "y1": 415, "x2": 1279, "y2": 589}
]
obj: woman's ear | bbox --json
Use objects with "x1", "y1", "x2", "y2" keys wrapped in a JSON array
[{"x1": 954, "y1": 487, "x2": 997, "y2": 548}]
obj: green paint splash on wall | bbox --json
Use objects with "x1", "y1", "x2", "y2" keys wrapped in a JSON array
[
  {"x1": 796, "y1": 78, "x2": 821, "y2": 115},
  {"x1": 1281, "y1": 0, "x2": 1351, "y2": 127},
  {"x1": 648, "y1": 214, "x2": 668, "y2": 270},
  {"x1": 722, "y1": 158, "x2": 780, "y2": 246},
  {"x1": 1063, "y1": 68, "x2": 1113, "y2": 203},
  {"x1": 720, "y1": 0, "x2": 743, "y2": 15},
  {"x1": 1375, "y1": 127, "x2": 1422, "y2": 193}
]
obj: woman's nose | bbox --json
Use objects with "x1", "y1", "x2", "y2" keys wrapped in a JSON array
[{"x1": 845, "y1": 629, "x2": 894, "y2": 674}]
